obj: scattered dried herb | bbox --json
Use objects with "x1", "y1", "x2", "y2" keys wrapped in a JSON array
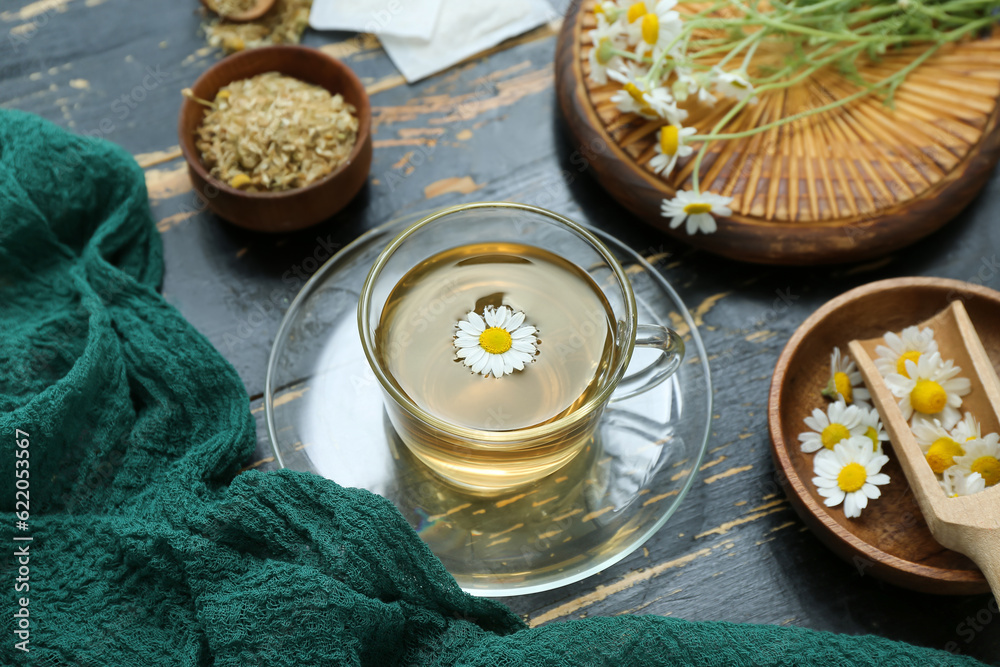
[
  {"x1": 205, "y1": 0, "x2": 257, "y2": 18},
  {"x1": 184, "y1": 72, "x2": 359, "y2": 193},
  {"x1": 203, "y1": 0, "x2": 311, "y2": 54}
]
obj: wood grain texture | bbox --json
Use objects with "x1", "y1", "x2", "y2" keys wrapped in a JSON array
[
  {"x1": 555, "y1": 0, "x2": 1000, "y2": 265},
  {"x1": 851, "y1": 300, "x2": 1000, "y2": 597},
  {"x1": 3, "y1": 0, "x2": 1000, "y2": 661}
]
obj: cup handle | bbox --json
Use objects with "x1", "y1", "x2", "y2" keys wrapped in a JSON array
[{"x1": 610, "y1": 324, "x2": 685, "y2": 403}]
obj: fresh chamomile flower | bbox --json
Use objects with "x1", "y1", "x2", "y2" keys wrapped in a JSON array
[
  {"x1": 951, "y1": 434, "x2": 1000, "y2": 487},
  {"x1": 874, "y1": 326, "x2": 938, "y2": 379},
  {"x1": 633, "y1": 0, "x2": 682, "y2": 56},
  {"x1": 940, "y1": 466, "x2": 986, "y2": 498},
  {"x1": 454, "y1": 306, "x2": 537, "y2": 379},
  {"x1": 821, "y1": 347, "x2": 871, "y2": 408},
  {"x1": 587, "y1": 16, "x2": 626, "y2": 84},
  {"x1": 712, "y1": 68, "x2": 758, "y2": 104},
  {"x1": 798, "y1": 400, "x2": 863, "y2": 454},
  {"x1": 608, "y1": 62, "x2": 653, "y2": 115},
  {"x1": 592, "y1": 0, "x2": 625, "y2": 23},
  {"x1": 813, "y1": 436, "x2": 891, "y2": 518},
  {"x1": 950, "y1": 411, "x2": 982, "y2": 443},
  {"x1": 856, "y1": 406, "x2": 888, "y2": 453},
  {"x1": 643, "y1": 86, "x2": 688, "y2": 123},
  {"x1": 660, "y1": 190, "x2": 732, "y2": 235},
  {"x1": 883, "y1": 351, "x2": 971, "y2": 428},
  {"x1": 674, "y1": 69, "x2": 715, "y2": 106},
  {"x1": 912, "y1": 418, "x2": 965, "y2": 475},
  {"x1": 649, "y1": 123, "x2": 696, "y2": 176}
]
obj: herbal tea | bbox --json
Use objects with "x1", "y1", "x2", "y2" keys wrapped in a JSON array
[{"x1": 377, "y1": 243, "x2": 615, "y2": 432}]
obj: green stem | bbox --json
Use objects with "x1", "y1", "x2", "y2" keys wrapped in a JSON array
[{"x1": 688, "y1": 44, "x2": 940, "y2": 194}]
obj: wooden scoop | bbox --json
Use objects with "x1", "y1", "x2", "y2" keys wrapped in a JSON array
[
  {"x1": 200, "y1": 0, "x2": 275, "y2": 23},
  {"x1": 849, "y1": 300, "x2": 1000, "y2": 596}
]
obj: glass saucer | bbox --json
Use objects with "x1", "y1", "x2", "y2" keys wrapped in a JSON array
[{"x1": 265, "y1": 218, "x2": 712, "y2": 596}]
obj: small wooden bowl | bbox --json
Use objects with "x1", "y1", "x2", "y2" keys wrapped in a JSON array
[
  {"x1": 178, "y1": 45, "x2": 372, "y2": 233},
  {"x1": 768, "y1": 277, "x2": 1000, "y2": 594}
]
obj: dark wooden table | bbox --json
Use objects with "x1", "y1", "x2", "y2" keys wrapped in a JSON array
[{"x1": 3, "y1": 0, "x2": 999, "y2": 663}]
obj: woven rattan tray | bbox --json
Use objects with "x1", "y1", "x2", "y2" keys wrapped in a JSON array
[{"x1": 555, "y1": 1, "x2": 1000, "y2": 265}]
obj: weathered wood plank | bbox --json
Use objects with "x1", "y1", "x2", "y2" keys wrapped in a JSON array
[{"x1": 4, "y1": 0, "x2": 1000, "y2": 661}]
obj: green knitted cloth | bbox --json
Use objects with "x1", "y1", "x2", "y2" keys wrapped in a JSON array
[{"x1": 0, "y1": 109, "x2": 986, "y2": 667}]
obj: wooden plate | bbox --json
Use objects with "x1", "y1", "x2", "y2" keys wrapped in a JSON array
[
  {"x1": 555, "y1": 1, "x2": 1000, "y2": 265},
  {"x1": 768, "y1": 277, "x2": 1000, "y2": 594}
]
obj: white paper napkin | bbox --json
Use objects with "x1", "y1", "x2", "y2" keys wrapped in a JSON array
[
  {"x1": 378, "y1": 0, "x2": 556, "y2": 83},
  {"x1": 309, "y1": 0, "x2": 445, "y2": 41}
]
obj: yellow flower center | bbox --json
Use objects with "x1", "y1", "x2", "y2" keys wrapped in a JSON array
[
  {"x1": 627, "y1": 2, "x2": 647, "y2": 22},
  {"x1": 641, "y1": 12, "x2": 659, "y2": 44},
  {"x1": 821, "y1": 423, "x2": 850, "y2": 450},
  {"x1": 595, "y1": 37, "x2": 614, "y2": 64},
  {"x1": 864, "y1": 426, "x2": 880, "y2": 451},
  {"x1": 910, "y1": 379, "x2": 947, "y2": 414},
  {"x1": 683, "y1": 202, "x2": 712, "y2": 215},
  {"x1": 837, "y1": 462, "x2": 867, "y2": 493},
  {"x1": 834, "y1": 371, "x2": 853, "y2": 403},
  {"x1": 971, "y1": 455, "x2": 1000, "y2": 486},
  {"x1": 594, "y1": 2, "x2": 604, "y2": 13},
  {"x1": 896, "y1": 350, "x2": 921, "y2": 377},
  {"x1": 624, "y1": 82, "x2": 646, "y2": 104},
  {"x1": 660, "y1": 125, "x2": 680, "y2": 156},
  {"x1": 479, "y1": 327, "x2": 512, "y2": 355},
  {"x1": 925, "y1": 438, "x2": 964, "y2": 474}
]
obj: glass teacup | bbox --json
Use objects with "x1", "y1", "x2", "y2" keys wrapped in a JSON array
[{"x1": 358, "y1": 202, "x2": 684, "y2": 492}]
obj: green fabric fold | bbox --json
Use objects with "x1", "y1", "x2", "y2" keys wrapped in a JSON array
[{"x1": 0, "y1": 109, "x2": 987, "y2": 666}]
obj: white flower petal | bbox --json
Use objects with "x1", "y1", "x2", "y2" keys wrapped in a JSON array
[
  {"x1": 504, "y1": 311, "x2": 525, "y2": 331},
  {"x1": 467, "y1": 312, "x2": 486, "y2": 332}
]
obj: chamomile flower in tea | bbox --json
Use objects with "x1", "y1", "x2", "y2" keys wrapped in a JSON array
[
  {"x1": 812, "y1": 436, "x2": 891, "y2": 519},
  {"x1": 798, "y1": 400, "x2": 863, "y2": 454},
  {"x1": 856, "y1": 407, "x2": 888, "y2": 454},
  {"x1": 822, "y1": 347, "x2": 871, "y2": 409},
  {"x1": 912, "y1": 418, "x2": 965, "y2": 475},
  {"x1": 940, "y1": 466, "x2": 986, "y2": 498},
  {"x1": 884, "y1": 352, "x2": 970, "y2": 428},
  {"x1": 454, "y1": 306, "x2": 538, "y2": 379},
  {"x1": 874, "y1": 326, "x2": 938, "y2": 379},
  {"x1": 952, "y1": 435, "x2": 1000, "y2": 487}
]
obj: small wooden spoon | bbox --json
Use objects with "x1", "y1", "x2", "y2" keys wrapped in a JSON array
[
  {"x1": 200, "y1": 0, "x2": 275, "y2": 23},
  {"x1": 849, "y1": 300, "x2": 1000, "y2": 596}
]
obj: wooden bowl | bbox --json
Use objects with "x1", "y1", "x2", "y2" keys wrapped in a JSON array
[
  {"x1": 178, "y1": 45, "x2": 372, "y2": 233},
  {"x1": 555, "y1": 1, "x2": 1000, "y2": 265},
  {"x1": 768, "y1": 277, "x2": 999, "y2": 594}
]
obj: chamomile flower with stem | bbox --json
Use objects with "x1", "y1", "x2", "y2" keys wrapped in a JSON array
[
  {"x1": 874, "y1": 326, "x2": 938, "y2": 379},
  {"x1": 649, "y1": 123, "x2": 696, "y2": 176},
  {"x1": 813, "y1": 436, "x2": 891, "y2": 519},
  {"x1": 608, "y1": 63, "x2": 654, "y2": 116},
  {"x1": 454, "y1": 306, "x2": 537, "y2": 379},
  {"x1": 912, "y1": 418, "x2": 966, "y2": 475},
  {"x1": 798, "y1": 400, "x2": 863, "y2": 454},
  {"x1": 883, "y1": 351, "x2": 971, "y2": 428},
  {"x1": 952, "y1": 434, "x2": 1000, "y2": 487},
  {"x1": 821, "y1": 347, "x2": 871, "y2": 409},
  {"x1": 712, "y1": 68, "x2": 758, "y2": 104},
  {"x1": 940, "y1": 466, "x2": 986, "y2": 498},
  {"x1": 856, "y1": 406, "x2": 888, "y2": 454},
  {"x1": 659, "y1": 189, "x2": 732, "y2": 235}
]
